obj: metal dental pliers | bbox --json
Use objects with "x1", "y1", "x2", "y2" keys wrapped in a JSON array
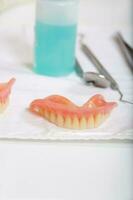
[
  {"x1": 79, "y1": 35, "x2": 133, "y2": 105},
  {"x1": 115, "y1": 32, "x2": 133, "y2": 73}
]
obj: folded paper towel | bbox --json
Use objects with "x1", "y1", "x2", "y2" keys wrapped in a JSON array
[{"x1": 0, "y1": 60, "x2": 133, "y2": 140}]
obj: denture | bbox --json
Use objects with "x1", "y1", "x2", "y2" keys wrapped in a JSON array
[
  {"x1": 29, "y1": 94, "x2": 117, "y2": 129},
  {"x1": 0, "y1": 78, "x2": 15, "y2": 113}
]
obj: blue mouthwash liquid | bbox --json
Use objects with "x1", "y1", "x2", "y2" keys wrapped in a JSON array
[{"x1": 34, "y1": 21, "x2": 77, "y2": 76}]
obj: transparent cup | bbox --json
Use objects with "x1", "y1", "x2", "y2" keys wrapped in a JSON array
[{"x1": 34, "y1": 0, "x2": 79, "y2": 76}]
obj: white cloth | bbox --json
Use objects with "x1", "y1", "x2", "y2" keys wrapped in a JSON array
[{"x1": 0, "y1": 11, "x2": 133, "y2": 141}]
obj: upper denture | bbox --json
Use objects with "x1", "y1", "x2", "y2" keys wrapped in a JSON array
[
  {"x1": 0, "y1": 78, "x2": 15, "y2": 98},
  {"x1": 29, "y1": 94, "x2": 117, "y2": 130},
  {"x1": 0, "y1": 78, "x2": 15, "y2": 113}
]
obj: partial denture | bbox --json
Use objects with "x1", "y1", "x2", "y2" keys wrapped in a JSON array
[
  {"x1": 0, "y1": 78, "x2": 15, "y2": 113},
  {"x1": 29, "y1": 94, "x2": 117, "y2": 130}
]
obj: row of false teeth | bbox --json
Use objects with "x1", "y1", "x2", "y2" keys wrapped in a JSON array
[
  {"x1": 0, "y1": 100, "x2": 8, "y2": 113},
  {"x1": 39, "y1": 108, "x2": 109, "y2": 129}
]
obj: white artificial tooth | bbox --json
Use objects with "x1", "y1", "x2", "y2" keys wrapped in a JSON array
[
  {"x1": 72, "y1": 116, "x2": 79, "y2": 129},
  {"x1": 44, "y1": 109, "x2": 50, "y2": 120},
  {"x1": 0, "y1": 103, "x2": 5, "y2": 113},
  {"x1": 104, "y1": 113, "x2": 110, "y2": 121},
  {"x1": 100, "y1": 114, "x2": 105, "y2": 124},
  {"x1": 40, "y1": 109, "x2": 45, "y2": 116},
  {"x1": 50, "y1": 112, "x2": 56, "y2": 123},
  {"x1": 57, "y1": 114, "x2": 64, "y2": 127},
  {"x1": 95, "y1": 113, "x2": 102, "y2": 128},
  {"x1": 64, "y1": 116, "x2": 72, "y2": 128},
  {"x1": 0, "y1": 99, "x2": 9, "y2": 113},
  {"x1": 0, "y1": 103, "x2": 3, "y2": 113},
  {"x1": 80, "y1": 117, "x2": 87, "y2": 129},
  {"x1": 88, "y1": 115, "x2": 95, "y2": 128}
]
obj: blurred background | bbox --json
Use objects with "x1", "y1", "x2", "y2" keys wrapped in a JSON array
[
  {"x1": 0, "y1": 0, "x2": 132, "y2": 66},
  {"x1": 0, "y1": 0, "x2": 132, "y2": 29}
]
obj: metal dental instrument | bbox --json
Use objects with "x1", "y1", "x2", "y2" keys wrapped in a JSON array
[
  {"x1": 115, "y1": 32, "x2": 133, "y2": 73},
  {"x1": 80, "y1": 38, "x2": 133, "y2": 105},
  {"x1": 75, "y1": 59, "x2": 111, "y2": 88}
]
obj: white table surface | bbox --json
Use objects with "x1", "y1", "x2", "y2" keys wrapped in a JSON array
[
  {"x1": 0, "y1": 1, "x2": 133, "y2": 200},
  {"x1": 0, "y1": 140, "x2": 133, "y2": 200}
]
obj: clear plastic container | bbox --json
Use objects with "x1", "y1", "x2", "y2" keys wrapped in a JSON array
[{"x1": 34, "y1": 0, "x2": 79, "y2": 76}]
